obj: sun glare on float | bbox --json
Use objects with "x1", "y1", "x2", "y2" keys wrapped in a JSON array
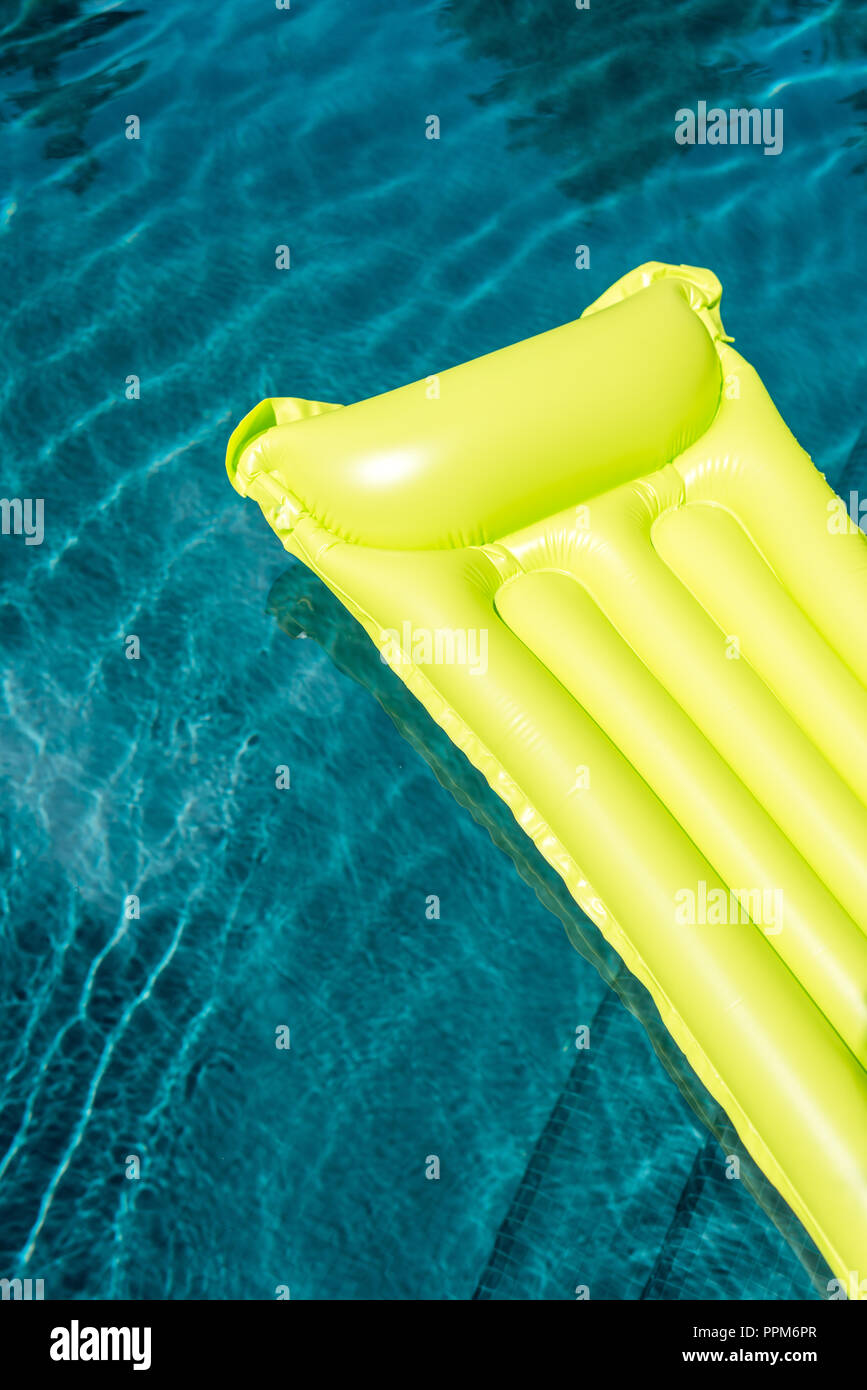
[{"x1": 357, "y1": 450, "x2": 419, "y2": 487}]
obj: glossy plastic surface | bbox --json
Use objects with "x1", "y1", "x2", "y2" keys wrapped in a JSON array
[{"x1": 227, "y1": 263, "x2": 867, "y2": 1294}]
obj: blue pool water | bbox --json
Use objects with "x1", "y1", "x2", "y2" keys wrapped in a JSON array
[{"x1": 0, "y1": 0, "x2": 865, "y2": 1299}]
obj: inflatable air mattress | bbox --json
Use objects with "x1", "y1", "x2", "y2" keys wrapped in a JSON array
[{"x1": 226, "y1": 262, "x2": 867, "y2": 1295}]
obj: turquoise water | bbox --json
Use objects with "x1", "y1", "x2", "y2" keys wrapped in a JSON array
[{"x1": 0, "y1": 0, "x2": 864, "y2": 1299}]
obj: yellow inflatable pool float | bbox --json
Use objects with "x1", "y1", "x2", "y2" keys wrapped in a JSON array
[{"x1": 226, "y1": 262, "x2": 867, "y2": 1297}]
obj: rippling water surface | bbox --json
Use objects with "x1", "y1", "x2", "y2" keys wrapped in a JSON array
[{"x1": 0, "y1": 0, "x2": 864, "y2": 1299}]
